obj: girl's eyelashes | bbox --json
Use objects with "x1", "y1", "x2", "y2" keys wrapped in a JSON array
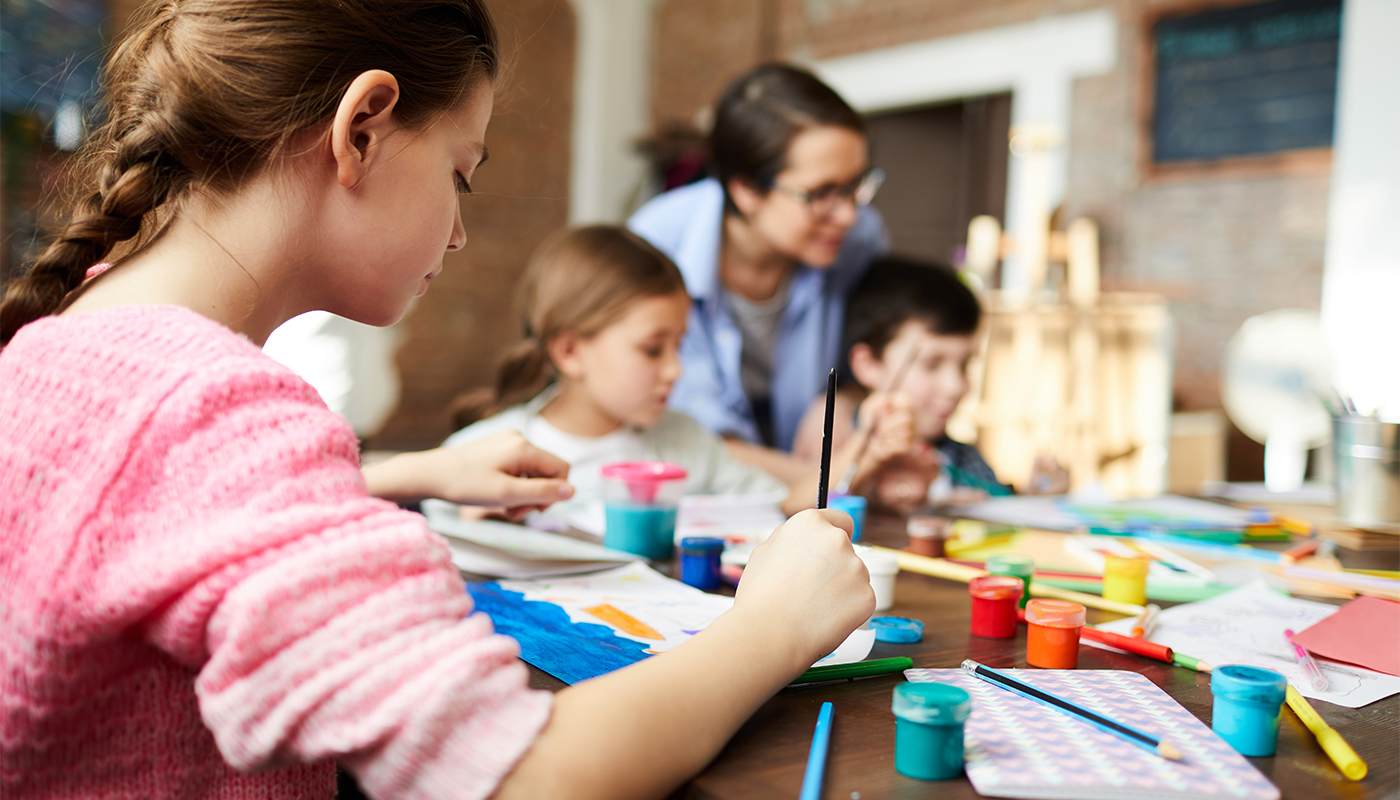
[{"x1": 455, "y1": 173, "x2": 473, "y2": 195}]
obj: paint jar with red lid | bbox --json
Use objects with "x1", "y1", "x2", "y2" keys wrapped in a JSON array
[
  {"x1": 968, "y1": 575, "x2": 1023, "y2": 639},
  {"x1": 1025, "y1": 599, "x2": 1086, "y2": 669}
]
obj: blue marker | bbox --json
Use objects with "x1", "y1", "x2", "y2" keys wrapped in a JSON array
[{"x1": 799, "y1": 702, "x2": 834, "y2": 800}]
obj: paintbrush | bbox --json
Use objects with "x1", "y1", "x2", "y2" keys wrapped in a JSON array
[
  {"x1": 833, "y1": 344, "x2": 920, "y2": 495},
  {"x1": 817, "y1": 368, "x2": 836, "y2": 509}
]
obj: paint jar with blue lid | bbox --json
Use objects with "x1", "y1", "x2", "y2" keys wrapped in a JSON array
[
  {"x1": 678, "y1": 537, "x2": 724, "y2": 591},
  {"x1": 1211, "y1": 665, "x2": 1287, "y2": 756},
  {"x1": 892, "y1": 681, "x2": 972, "y2": 780}
]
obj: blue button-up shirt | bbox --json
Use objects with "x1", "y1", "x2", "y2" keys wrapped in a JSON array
[{"x1": 628, "y1": 179, "x2": 889, "y2": 451}]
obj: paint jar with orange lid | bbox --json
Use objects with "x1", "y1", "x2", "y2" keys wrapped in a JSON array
[
  {"x1": 1024, "y1": 599, "x2": 1086, "y2": 669},
  {"x1": 1102, "y1": 554, "x2": 1150, "y2": 605}
]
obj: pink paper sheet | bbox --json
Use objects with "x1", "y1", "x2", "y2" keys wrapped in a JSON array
[{"x1": 1291, "y1": 595, "x2": 1400, "y2": 677}]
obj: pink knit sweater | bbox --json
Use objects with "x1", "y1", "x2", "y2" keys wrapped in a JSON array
[{"x1": 0, "y1": 305, "x2": 552, "y2": 798}]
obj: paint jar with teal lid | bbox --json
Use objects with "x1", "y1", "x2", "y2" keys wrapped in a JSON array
[
  {"x1": 828, "y1": 493, "x2": 868, "y2": 542},
  {"x1": 1211, "y1": 665, "x2": 1287, "y2": 756},
  {"x1": 985, "y1": 554, "x2": 1034, "y2": 608},
  {"x1": 892, "y1": 681, "x2": 972, "y2": 780}
]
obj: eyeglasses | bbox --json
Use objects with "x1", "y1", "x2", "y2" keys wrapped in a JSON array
[{"x1": 768, "y1": 167, "x2": 885, "y2": 217}]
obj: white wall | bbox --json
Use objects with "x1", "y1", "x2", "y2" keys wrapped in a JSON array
[
  {"x1": 569, "y1": 0, "x2": 661, "y2": 224},
  {"x1": 813, "y1": 10, "x2": 1118, "y2": 297},
  {"x1": 1321, "y1": 0, "x2": 1400, "y2": 419}
]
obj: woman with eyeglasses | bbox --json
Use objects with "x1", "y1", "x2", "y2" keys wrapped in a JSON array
[{"x1": 629, "y1": 63, "x2": 889, "y2": 477}]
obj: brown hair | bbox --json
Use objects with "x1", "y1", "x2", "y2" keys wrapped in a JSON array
[
  {"x1": 709, "y1": 63, "x2": 865, "y2": 216},
  {"x1": 449, "y1": 225, "x2": 688, "y2": 428},
  {"x1": 0, "y1": 0, "x2": 499, "y2": 345}
]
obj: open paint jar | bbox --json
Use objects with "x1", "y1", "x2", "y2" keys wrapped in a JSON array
[
  {"x1": 893, "y1": 681, "x2": 972, "y2": 781},
  {"x1": 855, "y1": 545, "x2": 899, "y2": 611},
  {"x1": 985, "y1": 554, "x2": 1035, "y2": 609},
  {"x1": 600, "y1": 461, "x2": 687, "y2": 559},
  {"x1": 967, "y1": 575, "x2": 1023, "y2": 639},
  {"x1": 1025, "y1": 599, "x2": 1086, "y2": 669},
  {"x1": 1211, "y1": 665, "x2": 1287, "y2": 756},
  {"x1": 1102, "y1": 554, "x2": 1150, "y2": 605},
  {"x1": 905, "y1": 516, "x2": 949, "y2": 558}
]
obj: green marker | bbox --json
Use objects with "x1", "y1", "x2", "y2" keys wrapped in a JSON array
[
  {"x1": 1173, "y1": 653, "x2": 1214, "y2": 672},
  {"x1": 791, "y1": 656, "x2": 914, "y2": 685}
]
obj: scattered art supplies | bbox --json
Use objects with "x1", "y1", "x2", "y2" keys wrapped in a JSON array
[
  {"x1": 905, "y1": 668, "x2": 1279, "y2": 800},
  {"x1": 466, "y1": 561, "x2": 875, "y2": 685},
  {"x1": 1091, "y1": 582, "x2": 1400, "y2": 708},
  {"x1": 945, "y1": 493, "x2": 1257, "y2": 539},
  {"x1": 423, "y1": 499, "x2": 640, "y2": 578},
  {"x1": 1288, "y1": 595, "x2": 1400, "y2": 677}
]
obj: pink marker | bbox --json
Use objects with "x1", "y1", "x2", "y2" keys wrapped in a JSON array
[{"x1": 1285, "y1": 629, "x2": 1330, "y2": 692}]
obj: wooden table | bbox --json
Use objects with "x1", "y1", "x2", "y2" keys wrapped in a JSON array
[{"x1": 524, "y1": 518, "x2": 1400, "y2": 800}]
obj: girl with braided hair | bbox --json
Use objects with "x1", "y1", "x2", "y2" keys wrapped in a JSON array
[{"x1": 0, "y1": 2, "x2": 875, "y2": 798}]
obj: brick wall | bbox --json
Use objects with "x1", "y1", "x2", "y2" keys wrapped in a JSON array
[{"x1": 372, "y1": 0, "x2": 576, "y2": 449}]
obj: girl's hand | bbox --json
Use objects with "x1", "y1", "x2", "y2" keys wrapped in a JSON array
[
  {"x1": 362, "y1": 430, "x2": 574, "y2": 510},
  {"x1": 731, "y1": 509, "x2": 875, "y2": 669}
]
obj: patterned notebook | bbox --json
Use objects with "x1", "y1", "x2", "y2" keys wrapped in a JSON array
[{"x1": 904, "y1": 669, "x2": 1279, "y2": 800}]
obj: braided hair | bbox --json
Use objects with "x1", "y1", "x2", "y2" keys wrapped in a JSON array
[{"x1": 0, "y1": 0, "x2": 499, "y2": 345}]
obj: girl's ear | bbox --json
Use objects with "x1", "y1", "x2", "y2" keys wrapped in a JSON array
[
  {"x1": 848, "y1": 342, "x2": 884, "y2": 390},
  {"x1": 331, "y1": 70, "x2": 401, "y2": 188},
  {"x1": 547, "y1": 332, "x2": 585, "y2": 380},
  {"x1": 727, "y1": 177, "x2": 765, "y2": 217}
]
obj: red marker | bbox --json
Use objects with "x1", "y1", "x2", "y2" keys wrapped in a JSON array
[{"x1": 1016, "y1": 608, "x2": 1174, "y2": 663}]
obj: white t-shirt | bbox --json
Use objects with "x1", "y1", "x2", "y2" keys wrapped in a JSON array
[{"x1": 441, "y1": 389, "x2": 787, "y2": 532}]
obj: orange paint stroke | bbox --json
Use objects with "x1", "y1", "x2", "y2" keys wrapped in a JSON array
[{"x1": 583, "y1": 604, "x2": 663, "y2": 640}]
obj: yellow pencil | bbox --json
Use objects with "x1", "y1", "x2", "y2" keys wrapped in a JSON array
[{"x1": 1285, "y1": 685, "x2": 1367, "y2": 780}]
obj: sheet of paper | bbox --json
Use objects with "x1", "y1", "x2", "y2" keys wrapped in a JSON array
[
  {"x1": 423, "y1": 499, "x2": 641, "y2": 565},
  {"x1": 468, "y1": 562, "x2": 874, "y2": 684},
  {"x1": 673, "y1": 493, "x2": 787, "y2": 545},
  {"x1": 1290, "y1": 595, "x2": 1400, "y2": 677},
  {"x1": 1090, "y1": 581, "x2": 1400, "y2": 708},
  {"x1": 442, "y1": 537, "x2": 625, "y2": 579}
]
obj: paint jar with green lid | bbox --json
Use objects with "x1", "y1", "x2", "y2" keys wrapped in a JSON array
[
  {"x1": 985, "y1": 554, "x2": 1035, "y2": 608},
  {"x1": 892, "y1": 681, "x2": 972, "y2": 780}
]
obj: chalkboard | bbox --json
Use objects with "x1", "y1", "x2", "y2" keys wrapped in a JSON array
[{"x1": 1152, "y1": 0, "x2": 1341, "y2": 163}]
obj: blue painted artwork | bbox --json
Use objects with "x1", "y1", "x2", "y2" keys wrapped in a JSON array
[{"x1": 467, "y1": 580, "x2": 653, "y2": 685}]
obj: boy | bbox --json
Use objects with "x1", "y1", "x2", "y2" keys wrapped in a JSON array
[{"x1": 793, "y1": 256, "x2": 1066, "y2": 510}]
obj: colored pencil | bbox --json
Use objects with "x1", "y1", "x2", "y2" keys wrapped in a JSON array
[
  {"x1": 817, "y1": 368, "x2": 836, "y2": 509},
  {"x1": 961, "y1": 660, "x2": 1183, "y2": 760},
  {"x1": 1172, "y1": 652, "x2": 1213, "y2": 672},
  {"x1": 791, "y1": 656, "x2": 913, "y2": 685},
  {"x1": 799, "y1": 702, "x2": 834, "y2": 800},
  {"x1": 1285, "y1": 685, "x2": 1367, "y2": 780}
]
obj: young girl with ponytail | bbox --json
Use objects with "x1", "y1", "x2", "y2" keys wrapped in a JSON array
[
  {"x1": 445, "y1": 224, "x2": 916, "y2": 521},
  {"x1": 0, "y1": 2, "x2": 875, "y2": 798}
]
